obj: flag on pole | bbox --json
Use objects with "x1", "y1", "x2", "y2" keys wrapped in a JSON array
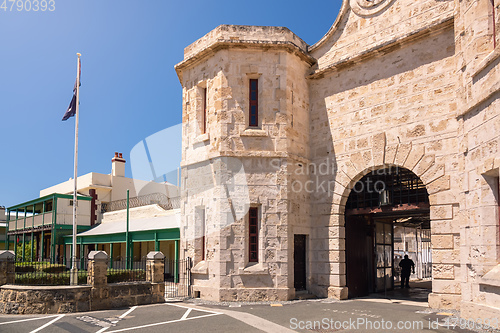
[{"x1": 62, "y1": 58, "x2": 81, "y2": 121}]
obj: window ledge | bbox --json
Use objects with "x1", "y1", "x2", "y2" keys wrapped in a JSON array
[
  {"x1": 480, "y1": 264, "x2": 500, "y2": 288},
  {"x1": 193, "y1": 133, "x2": 210, "y2": 144},
  {"x1": 240, "y1": 128, "x2": 267, "y2": 137},
  {"x1": 472, "y1": 48, "x2": 500, "y2": 78},
  {"x1": 191, "y1": 260, "x2": 209, "y2": 275},
  {"x1": 238, "y1": 262, "x2": 269, "y2": 275}
]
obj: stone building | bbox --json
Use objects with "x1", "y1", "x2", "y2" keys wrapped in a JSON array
[
  {"x1": 7, "y1": 153, "x2": 179, "y2": 263},
  {"x1": 175, "y1": 0, "x2": 500, "y2": 320}
]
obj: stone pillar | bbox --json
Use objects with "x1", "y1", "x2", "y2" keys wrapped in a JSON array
[
  {"x1": 146, "y1": 251, "x2": 164, "y2": 283},
  {"x1": 0, "y1": 251, "x2": 15, "y2": 285},
  {"x1": 87, "y1": 251, "x2": 108, "y2": 287}
]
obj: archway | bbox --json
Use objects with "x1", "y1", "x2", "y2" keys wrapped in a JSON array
[{"x1": 344, "y1": 166, "x2": 431, "y2": 298}]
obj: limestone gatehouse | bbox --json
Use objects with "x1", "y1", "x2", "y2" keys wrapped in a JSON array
[{"x1": 175, "y1": 0, "x2": 500, "y2": 319}]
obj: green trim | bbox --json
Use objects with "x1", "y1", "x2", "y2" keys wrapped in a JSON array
[
  {"x1": 30, "y1": 204, "x2": 34, "y2": 260},
  {"x1": 22, "y1": 209, "x2": 26, "y2": 261},
  {"x1": 41, "y1": 201, "x2": 45, "y2": 259},
  {"x1": 154, "y1": 232, "x2": 159, "y2": 251},
  {"x1": 51, "y1": 196, "x2": 57, "y2": 263},
  {"x1": 63, "y1": 228, "x2": 180, "y2": 245},
  {"x1": 5, "y1": 209, "x2": 9, "y2": 251},
  {"x1": 7, "y1": 193, "x2": 91, "y2": 211},
  {"x1": 54, "y1": 224, "x2": 92, "y2": 231}
]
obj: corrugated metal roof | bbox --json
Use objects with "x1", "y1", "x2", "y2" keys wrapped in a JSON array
[{"x1": 77, "y1": 208, "x2": 180, "y2": 237}]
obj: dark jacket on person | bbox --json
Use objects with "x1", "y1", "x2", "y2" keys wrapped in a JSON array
[{"x1": 399, "y1": 257, "x2": 415, "y2": 276}]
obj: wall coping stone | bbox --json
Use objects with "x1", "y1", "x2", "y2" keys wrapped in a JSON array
[
  {"x1": 0, "y1": 251, "x2": 14, "y2": 260},
  {"x1": 1, "y1": 284, "x2": 91, "y2": 291},
  {"x1": 480, "y1": 264, "x2": 500, "y2": 288},
  {"x1": 146, "y1": 251, "x2": 165, "y2": 260},
  {"x1": 88, "y1": 251, "x2": 108, "y2": 260}
]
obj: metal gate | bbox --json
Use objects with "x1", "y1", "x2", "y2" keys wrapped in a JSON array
[{"x1": 164, "y1": 257, "x2": 192, "y2": 300}]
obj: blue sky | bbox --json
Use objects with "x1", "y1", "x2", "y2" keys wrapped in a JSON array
[{"x1": 0, "y1": 0, "x2": 342, "y2": 207}]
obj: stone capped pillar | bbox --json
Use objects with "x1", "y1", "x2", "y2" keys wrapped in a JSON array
[
  {"x1": 87, "y1": 251, "x2": 108, "y2": 287},
  {"x1": 0, "y1": 250, "x2": 15, "y2": 285},
  {"x1": 146, "y1": 251, "x2": 165, "y2": 283}
]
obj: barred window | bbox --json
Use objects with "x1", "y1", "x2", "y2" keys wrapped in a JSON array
[
  {"x1": 249, "y1": 207, "x2": 259, "y2": 262},
  {"x1": 249, "y1": 79, "x2": 258, "y2": 127}
]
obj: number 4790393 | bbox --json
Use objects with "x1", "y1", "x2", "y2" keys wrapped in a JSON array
[{"x1": 1, "y1": 0, "x2": 56, "y2": 12}]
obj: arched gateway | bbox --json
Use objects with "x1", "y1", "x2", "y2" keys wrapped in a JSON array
[{"x1": 344, "y1": 166, "x2": 431, "y2": 298}]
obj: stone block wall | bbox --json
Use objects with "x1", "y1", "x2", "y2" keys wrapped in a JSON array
[
  {"x1": 176, "y1": 26, "x2": 315, "y2": 301},
  {"x1": 310, "y1": 0, "x2": 455, "y2": 72},
  {"x1": 0, "y1": 251, "x2": 166, "y2": 314},
  {"x1": 0, "y1": 285, "x2": 91, "y2": 314},
  {"x1": 308, "y1": 14, "x2": 461, "y2": 304},
  {"x1": 176, "y1": 0, "x2": 500, "y2": 314},
  {"x1": 453, "y1": 0, "x2": 500, "y2": 320}
]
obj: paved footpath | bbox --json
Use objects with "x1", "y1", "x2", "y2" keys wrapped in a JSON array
[{"x1": 0, "y1": 297, "x2": 499, "y2": 333}]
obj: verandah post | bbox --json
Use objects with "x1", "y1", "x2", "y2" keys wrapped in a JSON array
[
  {"x1": 41, "y1": 201, "x2": 45, "y2": 261},
  {"x1": 22, "y1": 206, "x2": 26, "y2": 261},
  {"x1": 31, "y1": 204, "x2": 34, "y2": 261}
]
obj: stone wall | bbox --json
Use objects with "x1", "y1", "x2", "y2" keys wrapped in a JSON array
[
  {"x1": 308, "y1": 6, "x2": 460, "y2": 303},
  {"x1": 177, "y1": 26, "x2": 315, "y2": 301},
  {"x1": 176, "y1": 0, "x2": 500, "y2": 316},
  {"x1": 310, "y1": 0, "x2": 455, "y2": 73},
  {"x1": 0, "y1": 250, "x2": 166, "y2": 314},
  {"x1": 455, "y1": 0, "x2": 500, "y2": 321},
  {"x1": 0, "y1": 285, "x2": 91, "y2": 314}
]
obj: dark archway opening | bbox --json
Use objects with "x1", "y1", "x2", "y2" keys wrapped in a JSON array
[{"x1": 344, "y1": 166, "x2": 431, "y2": 299}]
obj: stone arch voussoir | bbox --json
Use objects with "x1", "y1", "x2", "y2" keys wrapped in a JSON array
[{"x1": 337, "y1": 141, "x2": 449, "y2": 214}]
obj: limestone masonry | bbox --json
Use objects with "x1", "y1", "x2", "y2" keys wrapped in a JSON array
[{"x1": 175, "y1": 0, "x2": 500, "y2": 321}]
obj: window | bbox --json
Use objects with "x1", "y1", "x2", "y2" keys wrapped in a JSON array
[
  {"x1": 202, "y1": 87, "x2": 208, "y2": 134},
  {"x1": 45, "y1": 200, "x2": 53, "y2": 212},
  {"x1": 201, "y1": 208, "x2": 206, "y2": 261},
  {"x1": 249, "y1": 79, "x2": 258, "y2": 127},
  {"x1": 249, "y1": 207, "x2": 259, "y2": 262}
]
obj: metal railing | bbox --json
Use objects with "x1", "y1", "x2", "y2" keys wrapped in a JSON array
[
  {"x1": 107, "y1": 257, "x2": 146, "y2": 283},
  {"x1": 164, "y1": 258, "x2": 191, "y2": 299},
  {"x1": 99, "y1": 193, "x2": 180, "y2": 213}
]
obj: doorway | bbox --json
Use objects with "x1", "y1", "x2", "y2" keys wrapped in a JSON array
[
  {"x1": 294, "y1": 234, "x2": 307, "y2": 291},
  {"x1": 345, "y1": 215, "x2": 373, "y2": 298},
  {"x1": 344, "y1": 167, "x2": 431, "y2": 298}
]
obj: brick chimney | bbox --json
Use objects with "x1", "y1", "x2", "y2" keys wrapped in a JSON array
[{"x1": 111, "y1": 152, "x2": 126, "y2": 177}]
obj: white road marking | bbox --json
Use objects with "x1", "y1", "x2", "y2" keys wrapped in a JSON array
[
  {"x1": 164, "y1": 302, "x2": 223, "y2": 314},
  {"x1": 180, "y1": 308, "x2": 192, "y2": 320},
  {"x1": 0, "y1": 315, "x2": 59, "y2": 326},
  {"x1": 96, "y1": 306, "x2": 138, "y2": 333},
  {"x1": 106, "y1": 313, "x2": 221, "y2": 332},
  {"x1": 216, "y1": 308, "x2": 296, "y2": 333},
  {"x1": 29, "y1": 314, "x2": 65, "y2": 333}
]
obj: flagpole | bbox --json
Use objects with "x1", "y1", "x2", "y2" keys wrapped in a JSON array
[{"x1": 70, "y1": 53, "x2": 81, "y2": 285}]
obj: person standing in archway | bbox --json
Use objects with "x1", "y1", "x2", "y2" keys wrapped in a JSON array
[{"x1": 399, "y1": 254, "x2": 415, "y2": 288}]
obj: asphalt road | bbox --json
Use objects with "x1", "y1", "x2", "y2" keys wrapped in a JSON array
[{"x1": 0, "y1": 298, "x2": 498, "y2": 333}]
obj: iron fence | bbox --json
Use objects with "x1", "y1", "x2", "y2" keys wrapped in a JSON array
[
  {"x1": 100, "y1": 193, "x2": 180, "y2": 213},
  {"x1": 164, "y1": 258, "x2": 191, "y2": 299},
  {"x1": 107, "y1": 257, "x2": 146, "y2": 283},
  {"x1": 14, "y1": 257, "x2": 88, "y2": 286}
]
